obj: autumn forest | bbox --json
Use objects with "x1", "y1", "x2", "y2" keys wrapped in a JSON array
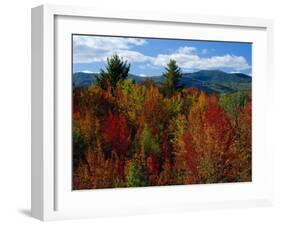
[{"x1": 72, "y1": 52, "x2": 252, "y2": 190}]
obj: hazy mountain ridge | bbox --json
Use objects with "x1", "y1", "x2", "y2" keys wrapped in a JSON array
[{"x1": 73, "y1": 70, "x2": 251, "y2": 94}]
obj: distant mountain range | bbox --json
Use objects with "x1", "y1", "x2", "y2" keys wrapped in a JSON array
[{"x1": 73, "y1": 70, "x2": 251, "y2": 94}]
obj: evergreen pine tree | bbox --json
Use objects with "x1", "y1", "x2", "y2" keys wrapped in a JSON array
[
  {"x1": 162, "y1": 59, "x2": 182, "y2": 97},
  {"x1": 96, "y1": 54, "x2": 130, "y2": 90}
]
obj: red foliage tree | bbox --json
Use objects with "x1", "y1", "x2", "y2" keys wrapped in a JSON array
[
  {"x1": 147, "y1": 155, "x2": 159, "y2": 175},
  {"x1": 182, "y1": 132, "x2": 199, "y2": 183},
  {"x1": 102, "y1": 111, "x2": 131, "y2": 158},
  {"x1": 202, "y1": 97, "x2": 238, "y2": 182},
  {"x1": 101, "y1": 110, "x2": 131, "y2": 184}
]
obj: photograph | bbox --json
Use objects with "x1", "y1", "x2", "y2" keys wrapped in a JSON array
[{"x1": 72, "y1": 34, "x2": 252, "y2": 190}]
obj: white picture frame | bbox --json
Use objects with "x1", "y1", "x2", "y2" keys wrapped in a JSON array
[{"x1": 31, "y1": 4, "x2": 274, "y2": 221}]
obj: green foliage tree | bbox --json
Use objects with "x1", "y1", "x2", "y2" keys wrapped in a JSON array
[
  {"x1": 141, "y1": 124, "x2": 160, "y2": 156},
  {"x1": 127, "y1": 161, "x2": 148, "y2": 187},
  {"x1": 116, "y1": 79, "x2": 144, "y2": 126},
  {"x1": 162, "y1": 59, "x2": 182, "y2": 97},
  {"x1": 96, "y1": 54, "x2": 130, "y2": 90},
  {"x1": 219, "y1": 90, "x2": 250, "y2": 118}
]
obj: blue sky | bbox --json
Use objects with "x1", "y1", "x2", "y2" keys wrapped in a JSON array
[{"x1": 73, "y1": 35, "x2": 252, "y2": 76}]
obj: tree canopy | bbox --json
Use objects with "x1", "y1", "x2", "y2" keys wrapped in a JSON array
[
  {"x1": 96, "y1": 54, "x2": 130, "y2": 90},
  {"x1": 73, "y1": 54, "x2": 252, "y2": 190},
  {"x1": 162, "y1": 59, "x2": 182, "y2": 97}
]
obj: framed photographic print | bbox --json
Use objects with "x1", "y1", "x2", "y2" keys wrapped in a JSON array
[{"x1": 31, "y1": 4, "x2": 274, "y2": 221}]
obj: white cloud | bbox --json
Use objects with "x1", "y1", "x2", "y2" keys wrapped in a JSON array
[
  {"x1": 73, "y1": 36, "x2": 148, "y2": 63},
  {"x1": 151, "y1": 47, "x2": 250, "y2": 71},
  {"x1": 115, "y1": 50, "x2": 153, "y2": 63},
  {"x1": 196, "y1": 54, "x2": 250, "y2": 70},
  {"x1": 73, "y1": 36, "x2": 146, "y2": 51},
  {"x1": 176, "y1": 46, "x2": 197, "y2": 54},
  {"x1": 73, "y1": 36, "x2": 251, "y2": 72}
]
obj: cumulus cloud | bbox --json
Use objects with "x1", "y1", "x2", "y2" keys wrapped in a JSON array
[
  {"x1": 73, "y1": 36, "x2": 146, "y2": 50},
  {"x1": 73, "y1": 36, "x2": 148, "y2": 63},
  {"x1": 152, "y1": 47, "x2": 250, "y2": 71},
  {"x1": 114, "y1": 50, "x2": 153, "y2": 63},
  {"x1": 73, "y1": 36, "x2": 251, "y2": 72},
  {"x1": 176, "y1": 46, "x2": 197, "y2": 54}
]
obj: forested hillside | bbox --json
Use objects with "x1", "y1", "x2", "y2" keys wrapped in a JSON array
[
  {"x1": 73, "y1": 70, "x2": 251, "y2": 94},
  {"x1": 72, "y1": 55, "x2": 252, "y2": 189}
]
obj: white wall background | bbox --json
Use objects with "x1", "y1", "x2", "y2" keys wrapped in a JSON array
[{"x1": 0, "y1": 0, "x2": 280, "y2": 225}]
